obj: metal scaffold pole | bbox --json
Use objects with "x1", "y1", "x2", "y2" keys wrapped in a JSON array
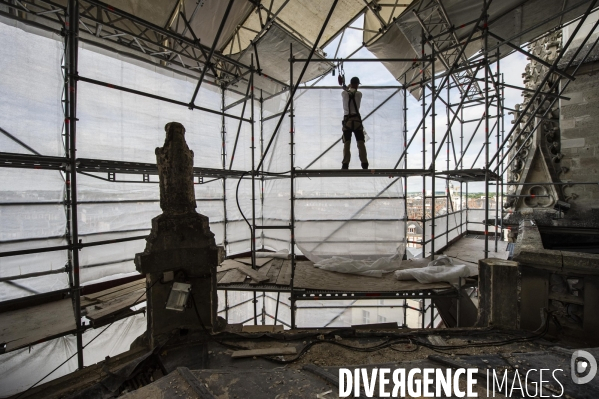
[
  {"x1": 430, "y1": 38, "x2": 436, "y2": 259},
  {"x1": 250, "y1": 57, "x2": 258, "y2": 325},
  {"x1": 66, "y1": 0, "x2": 83, "y2": 370},
  {"x1": 421, "y1": 30, "x2": 427, "y2": 259},
  {"x1": 446, "y1": 72, "x2": 450, "y2": 248},
  {"x1": 494, "y1": 48, "x2": 501, "y2": 252},
  {"x1": 251, "y1": 57, "x2": 257, "y2": 271},
  {"x1": 403, "y1": 80, "x2": 408, "y2": 256},
  {"x1": 260, "y1": 90, "x2": 265, "y2": 250},
  {"x1": 460, "y1": 105, "x2": 464, "y2": 234},
  {"x1": 221, "y1": 88, "x2": 228, "y2": 254},
  {"x1": 289, "y1": 43, "x2": 297, "y2": 329},
  {"x1": 483, "y1": 2, "x2": 490, "y2": 258},
  {"x1": 500, "y1": 72, "x2": 505, "y2": 242}
]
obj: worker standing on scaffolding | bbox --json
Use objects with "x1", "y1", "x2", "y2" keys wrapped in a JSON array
[{"x1": 341, "y1": 76, "x2": 369, "y2": 169}]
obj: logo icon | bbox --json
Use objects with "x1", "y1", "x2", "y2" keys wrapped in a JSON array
[{"x1": 571, "y1": 350, "x2": 597, "y2": 385}]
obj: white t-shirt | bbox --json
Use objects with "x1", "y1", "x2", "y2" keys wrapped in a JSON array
[{"x1": 342, "y1": 89, "x2": 362, "y2": 116}]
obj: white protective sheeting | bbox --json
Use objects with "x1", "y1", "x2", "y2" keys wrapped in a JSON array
[
  {"x1": 394, "y1": 255, "x2": 471, "y2": 284},
  {"x1": 368, "y1": 0, "x2": 591, "y2": 98},
  {"x1": 363, "y1": 0, "x2": 412, "y2": 44},
  {"x1": 260, "y1": 88, "x2": 407, "y2": 268},
  {"x1": 0, "y1": 171, "x2": 68, "y2": 303},
  {"x1": 0, "y1": 24, "x2": 235, "y2": 300},
  {"x1": 0, "y1": 313, "x2": 147, "y2": 398},
  {"x1": 223, "y1": 0, "x2": 365, "y2": 55},
  {"x1": 89, "y1": 0, "x2": 254, "y2": 52},
  {"x1": 234, "y1": 24, "x2": 334, "y2": 95},
  {"x1": 0, "y1": 22, "x2": 63, "y2": 156}
]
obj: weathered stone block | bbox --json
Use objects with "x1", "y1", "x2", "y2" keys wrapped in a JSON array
[
  {"x1": 477, "y1": 258, "x2": 520, "y2": 330},
  {"x1": 562, "y1": 251, "x2": 599, "y2": 275},
  {"x1": 561, "y1": 138, "x2": 585, "y2": 148}
]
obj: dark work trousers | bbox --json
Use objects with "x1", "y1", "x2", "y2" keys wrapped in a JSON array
[{"x1": 342, "y1": 114, "x2": 369, "y2": 167}]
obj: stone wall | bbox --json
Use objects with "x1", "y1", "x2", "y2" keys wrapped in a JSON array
[
  {"x1": 559, "y1": 64, "x2": 599, "y2": 217},
  {"x1": 504, "y1": 28, "x2": 599, "y2": 229}
]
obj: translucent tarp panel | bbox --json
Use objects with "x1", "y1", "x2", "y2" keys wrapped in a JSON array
[
  {"x1": 179, "y1": 0, "x2": 254, "y2": 51},
  {"x1": 260, "y1": 88, "x2": 406, "y2": 262},
  {"x1": 96, "y1": 0, "x2": 252, "y2": 52},
  {"x1": 0, "y1": 22, "x2": 63, "y2": 157},
  {"x1": 79, "y1": 236, "x2": 145, "y2": 284},
  {"x1": 78, "y1": 46, "x2": 194, "y2": 104},
  {"x1": 223, "y1": 0, "x2": 364, "y2": 55},
  {"x1": 0, "y1": 204, "x2": 65, "y2": 241},
  {"x1": 77, "y1": 46, "x2": 223, "y2": 168},
  {"x1": 363, "y1": 0, "x2": 411, "y2": 44},
  {"x1": 100, "y1": 0, "x2": 178, "y2": 27},
  {"x1": 218, "y1": 291, "x2": 263, "y2": 325},
  {"x1": 0, "y1": 239, "x2": 67, "y2": 288},
  {"x1": 0, "y1": 272, "x2": 69, "y2": 302},
  {"x1": 224, "y1": 93, "x2": 259, "y2": 171},
  {"x1": 368, "y1": 0, "x2": 590, "y2": 99},
  {"x1": 264, "y1": 293, "x2": 291, "y2": 327},
  {"x1": 223, "y1": 87, "x2": 257, "y2": 253},
  {"x1": 294, "y1": 88, "x2": 404, "y2": 169},
  {"x1": 1, "y1": 23, "x2": 233, "y2": 297},
  {"x1": 235, "y1": 24, "x2": 333, "y2": 92},
  {"x1": 0, "y1": 168, "x2": 68, "y2": 300},
  {"x1": 78, "y1": 203, "x2": 156, "y2": 235},
  {"x1": 0, "y1": 313, "x2": 146, "y2": 398}
]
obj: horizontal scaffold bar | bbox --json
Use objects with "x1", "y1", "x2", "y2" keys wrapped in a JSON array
[
  {"x1": 438, "y1": 168, "x2": 501, "y2": 182},
  {"x1": 290, "y1": 57, "x2": 431, "y2": 63},
  {"x1": 293, "y1": 168, "x2": 431, "y2": 178},
  {"x1": 0, "y1": 152, "x2": 249, "y2": 179}
]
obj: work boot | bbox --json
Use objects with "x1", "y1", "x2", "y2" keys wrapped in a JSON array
[
  {"x1": 361, "y1": 162, "x2": 369, "y2": 170},
  {"x1": 341, "y1": 163, "x2": 349, "y2": 170}
]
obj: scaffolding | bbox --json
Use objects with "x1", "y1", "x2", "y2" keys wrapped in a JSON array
[{"x1": 1, "y1": 0, "x2": 598, "y2": 375}]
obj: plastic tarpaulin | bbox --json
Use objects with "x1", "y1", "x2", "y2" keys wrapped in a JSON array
[
  {"x1": 0, "y1": 23, "x2": 231, "y2": 300},
  {"x1": 223, "y1": 0, "x2": 365, "y2": 55},
  {"x1": 368, "y1": 0, "x2": 590, "y2": 98},
  {"x1": 232, "y1": 24, "x2": 334, "y2": 96},
  {"x1": 363, "y1": 0, "x2": 411, "y2": 44},
  {"x1": 260, "y1": 88, "x2": 407, "y2": 267},
  {"x1": 0, "y1": 313, "x2": 147, "y2": 398}
]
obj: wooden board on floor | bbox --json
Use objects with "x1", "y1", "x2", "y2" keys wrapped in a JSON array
[
  {"x1": 231, "y1": 347, "x2": 297, "y2": 359},
  {"x1": 293, "y1": 261, "x2": 451, "y2": 292},
  {"x1": 0, "y1": 299, "x2": 76, "y2": 352},
  {"x1": 217, "y1": 271, "x2": 227, "y2": 283},
  {"x1": 266, "y1": 259, "x2": 284, "y2": 282},
  {"x1": 275, "y1": 260, "x2": 292, "y2": 286},
  {"x1": 234, "y1": 258, "x2": 273, "y2": 267},
  {"x1": 82, "y1": 279, "x2": 144, "y2": 301},
  {"x1": 443, "y1": 237, "x2": 509, "y2": 265},
  {"x1": 218, "y1": 268, "x2": 248, "y2": 285},
  {"x1": 241, "y1": 325, "x2": 284, "y2": 333},
  {"x1": 218, "y1": 259, "x2": 248, "y2": 271},
  {"x1": 81, "y1": 280, "x2": 145, "y2": 307},
  {"x1": 251, "y1": 262, "x2": 275, "y2": 285},
  {"x1": 86, "y1": 288, "x2": 146, "y2": 322},
  {"x1": 234, "y1": 264, "x2": 269, "y2": 283}
]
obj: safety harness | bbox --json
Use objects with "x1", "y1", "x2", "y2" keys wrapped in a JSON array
[{"x1": 346, "y1": 90, "x2": 360, "y2": 117}]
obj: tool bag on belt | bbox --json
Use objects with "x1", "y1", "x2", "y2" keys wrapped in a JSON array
[{"x1": 342, "y1": 91, "x2": 363, "y2": 131}]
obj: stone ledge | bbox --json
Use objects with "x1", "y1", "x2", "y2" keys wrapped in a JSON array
[{"x1": 562, "y1": 251, "x2": 599, "y2": 275}]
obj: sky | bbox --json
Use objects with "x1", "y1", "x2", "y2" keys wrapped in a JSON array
[{"x1": 306, "y1": 15, "x2": 529, "y2": 193}]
